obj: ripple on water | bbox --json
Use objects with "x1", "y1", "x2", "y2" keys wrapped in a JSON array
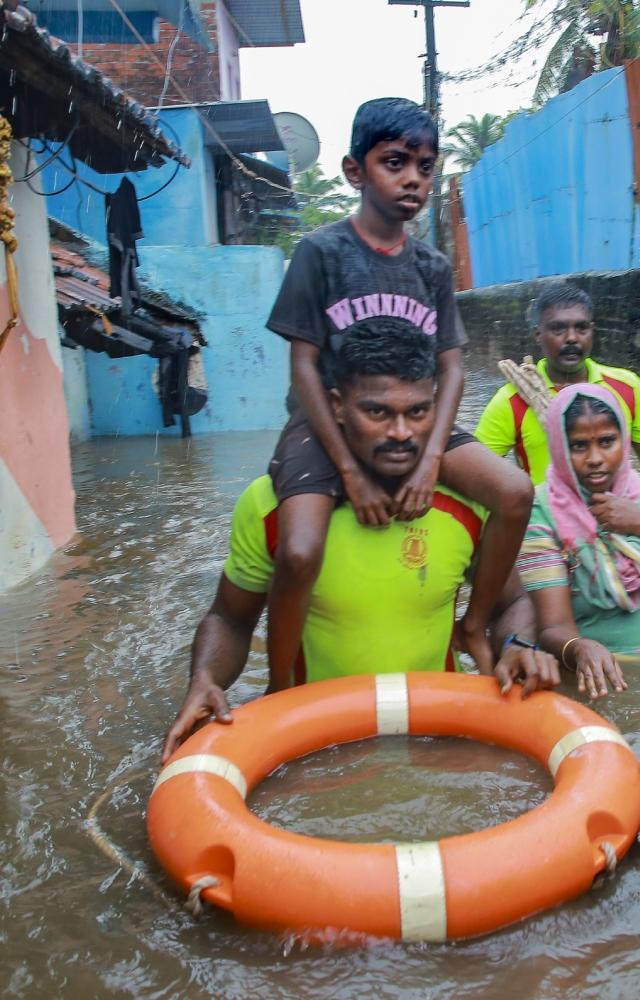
[{"x1": 1, "y1": 427, "x2": 639, "y2": 998}]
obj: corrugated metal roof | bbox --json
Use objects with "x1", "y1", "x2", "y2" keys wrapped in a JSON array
[
  {"x1": 202, "y1": 99, "x2": 284, "y2": 153},
  {"x1": 226, "y1": 1, "x2": 304, "y2": 48},
  {"x1": 463, "y1": 67, "x2": 640, "y2": 285},
  {"x1": 0, "y1": 7, "x2": 190, "y2": 172}
]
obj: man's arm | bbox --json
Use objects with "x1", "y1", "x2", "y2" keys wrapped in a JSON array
[
  {"x1": 486, "y1": 569, "x2": 561, "y2": 698},
  {"x1": 161, "y1": 576, "x2": 266, "y2": 763},
  {"x1": 444, "y1": 444, "x2": 533, "y2": 674}
]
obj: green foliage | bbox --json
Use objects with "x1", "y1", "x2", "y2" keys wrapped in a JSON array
[
  {"x1": 525, "y1": 1, "x2": 640, "y2": 106},
  {"x1": 255, "y1": 165, "x2": 358, "y2": 258},
  {"x1": 443, "y1": 2, "x2": 640, "y2": 107},
  {"x1": 442, "y1": 113, "x2": 506, "y2": 171}
]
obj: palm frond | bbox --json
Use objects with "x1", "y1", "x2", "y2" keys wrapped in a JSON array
[{"x1": 533, "y1": 20, "x2": 584, "y2": 105}]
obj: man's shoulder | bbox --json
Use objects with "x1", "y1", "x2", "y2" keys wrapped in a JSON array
[
  {"x1": 234, "y1": 475, "x2": 278, "y2": 522},
  {"x1": 430, "y1": 485, "x2": 488, "y2": 543},
  {"x1": 591, "y1": 359, "x2": 640, "y2": 389},
  {"x1": 481, "y1": 379, "x2": 522, "y2": 410}
]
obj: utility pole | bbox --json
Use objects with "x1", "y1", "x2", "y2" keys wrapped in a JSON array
[{"x1": 388, "y1": 1, "x2": 470, "y2": 248}]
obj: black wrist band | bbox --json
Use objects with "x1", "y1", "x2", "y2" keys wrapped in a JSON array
[{"x1": 502, "y1": 633, "x2": 540, "y2": 654}]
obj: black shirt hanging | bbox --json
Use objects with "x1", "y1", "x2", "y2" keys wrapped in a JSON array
[{"x1": 106, "y1": 177, "x2": 143, "y2": 316}]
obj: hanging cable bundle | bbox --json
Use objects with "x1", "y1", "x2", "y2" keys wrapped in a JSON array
[{"x1": 0, "y1": 115, "x2": 19, "y2": 354}]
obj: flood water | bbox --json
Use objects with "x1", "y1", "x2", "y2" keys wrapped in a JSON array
[{"x1": 2, "y1": 354, "x2": 640, "y2": 998}]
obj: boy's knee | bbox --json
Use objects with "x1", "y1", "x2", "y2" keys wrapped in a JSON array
[
  {"x1": 275, "y1": 535, "x2": 325, "y2": 584},
  {"x1": 497, "y1": 467, "x2": 534, "y2": 518}
]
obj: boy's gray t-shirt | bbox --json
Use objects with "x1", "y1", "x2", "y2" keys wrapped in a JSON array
[{"x1": 266, "y1": 218, "x2": 468, "y2": 392}]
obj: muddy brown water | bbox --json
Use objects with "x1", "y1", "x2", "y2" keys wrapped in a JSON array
[{"x1": 2, "y1": 356, "x2": 640, "y2": 999}]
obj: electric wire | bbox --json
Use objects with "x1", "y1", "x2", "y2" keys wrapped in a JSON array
[
  {"x1": 472, "y1": 63, "x2": 629, "y2": 178},
  {"x1": 12, "y1": 124, "x2": 79, "y2": 181},
  {"x1": 106, "y1": 0, "x2": 317, "y2": 201},
  {"x1": 157, "y1": 0, "x2": 184, "y2": 109}
]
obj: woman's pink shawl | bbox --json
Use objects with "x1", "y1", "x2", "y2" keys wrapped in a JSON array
[{"x1": 544, "y1": 382, "x2": 640, "y2": 609}]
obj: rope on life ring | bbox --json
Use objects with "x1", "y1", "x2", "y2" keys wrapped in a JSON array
[
  {"x1": 86, "y1": 770, "x2": 169, "y2": 904},
  {"x1": 0, "y1": 114, "x2": 19, "y2": 356}
]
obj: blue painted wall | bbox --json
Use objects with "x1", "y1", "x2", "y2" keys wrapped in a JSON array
[
  {"x1": 42, "y1": 108, "x2": 215, "y2": 248},
  {"x1": 463, "y1": 68, "x2": 639, "y2": 286},
  {"x1": 45, "y1": 107, "x2": 290, "y2": 433},
  {"x1": 87, "y1": 245, "x2": 289, "y2": 434}
]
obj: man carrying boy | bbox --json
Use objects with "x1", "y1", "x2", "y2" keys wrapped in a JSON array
[
  {"x1": 265, "y1": 98, "x2": 532, "y2": 689},
  {"x1": 476, "y1": 282, "x2": 640, "y2": 483},
  {"x1": 162, "y1": 324, "x2": 556, "y2": 762}
]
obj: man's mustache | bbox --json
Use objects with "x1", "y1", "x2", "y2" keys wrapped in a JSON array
[
  {"x1": 560, "y1": 345, "x2": 583, "y2": 356},
  {"x1": 374, "y1": 440, "x2": 418, "y2": 455}
]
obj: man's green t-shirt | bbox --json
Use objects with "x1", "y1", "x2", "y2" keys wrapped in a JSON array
[
  {"x1": 224, "y1": 476, "x2": 487, "y2": 683},
  {"x1": 475, "y1": 358, "x2": 640, "y2": 485}
]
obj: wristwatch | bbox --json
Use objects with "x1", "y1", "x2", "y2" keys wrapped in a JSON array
[{"x1": 501, "y1": 633, "x2": 540, "y2": 654}]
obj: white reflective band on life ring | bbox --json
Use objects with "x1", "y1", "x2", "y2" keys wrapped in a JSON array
[
  {"x1": 153, "y1": 753, "x2": 247, "y2": 799},
  {"x1": 375, "y1": 673, "x2": 409, "y2": 735},
  {"x1": 395, "y1": 842, "x2": 447, "y2": 942},
  {"x1": 548, "y1": 726, "x2": 631, "y2": 778}
]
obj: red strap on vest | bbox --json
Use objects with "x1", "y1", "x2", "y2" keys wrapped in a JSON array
[
  {"x1": 602, "y1": 374, "x2": 636, "y2": 420},
  {"x1": 508, "y1": 393, "x2": 531, "y2": 474},
  {"x1": 264, "y1": 507, "x2": 279, "y2": 557},
  {"x1": 432, "y1": 490, "x2": 483, "y2": 551}
]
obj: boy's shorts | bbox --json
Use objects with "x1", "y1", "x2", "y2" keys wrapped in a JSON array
[{"x1": 268, "y1": 409, "x2": 476, "y2": 503}]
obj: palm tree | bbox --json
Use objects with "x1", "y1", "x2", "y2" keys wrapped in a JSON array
[
  {"x1": 294, "y1": 165, "x2": 356, "y2": 214},
  {"x1": 254, "y1": 165, "x2": 357, "y2": 256},
  {"x1": 525, "y1": 1, "x2": 640, "y2": 106},
  {"x1": 442, "y1": 114, "x2": 506, "y2": 171}
]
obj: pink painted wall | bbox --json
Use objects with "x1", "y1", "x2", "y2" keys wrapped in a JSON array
[{"x1": 0, "y1": 143, "x2": 76, "y2": 590}]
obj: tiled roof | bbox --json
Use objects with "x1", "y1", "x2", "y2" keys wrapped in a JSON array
[
  {"x1": 52, "y1": 246, "x2": 119, "y2": 313},
  {"x1": 0, "y1": 6, "x2": 190, "y2": 172},
  {"x1": 52, "y1": 242, "x2": 201, "y2": 323}
]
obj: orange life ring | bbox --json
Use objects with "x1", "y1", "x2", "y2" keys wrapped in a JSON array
[{"x1": 147, "y1": 673, "x2": 640, "y2": 941}]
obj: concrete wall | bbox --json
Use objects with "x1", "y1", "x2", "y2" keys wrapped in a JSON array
[
  {"x1": 462, "y1": 68, "x2": 640, "y2": 286},
  {"x1": 216, "y1": 0, "x2": 241, "y2": 100},
  {"x1": 44, "y1": 107, "x2": 288, "y2": 436},
  {"x1": 61, "y1": 342, "x2": 92, "y2": 444},
  {"x1": 0, "y1": 144, "x2": 76, "y2": 591},
  {"x1": 457, "y1": 269, "x2": 640, "y2": 370},
  {"x1": 73, "y1": 6, "x2": 220, "y2": 107},
  {"x1": 87, "y1": 244, "x2": 288, "y2": 434}
]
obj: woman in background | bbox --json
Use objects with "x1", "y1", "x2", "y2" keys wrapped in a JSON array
[{"x1": 517, "y1": 383, "x2": 640, "y2": 698}]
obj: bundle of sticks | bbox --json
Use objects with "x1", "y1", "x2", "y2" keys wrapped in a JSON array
[{"x1": 498, "y1": 356, "x2": 553, "y2": 422}]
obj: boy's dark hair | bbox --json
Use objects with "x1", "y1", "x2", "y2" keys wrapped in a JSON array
[
  {"x1": 530, "y1": 282, "x2": 593, "y2": 327},
  {"x1": 349, "y1": 98, "x2": 439, "y2": 164},
  {"x1": 333, "y1": 320, "x2": 436, "y2": 388}
]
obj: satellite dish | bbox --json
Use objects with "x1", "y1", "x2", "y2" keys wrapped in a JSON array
[{"x1": 265, "y1": 112, "x2": 320, "y2": 174}]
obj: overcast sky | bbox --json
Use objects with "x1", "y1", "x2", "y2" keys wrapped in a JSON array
[{"x1": 240, "y1": 0, "x2": 542, "y2": 179}]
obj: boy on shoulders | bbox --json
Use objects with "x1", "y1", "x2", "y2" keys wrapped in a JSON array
[{"x1": 265, "y1": 97, "x2": 532, "y2": 689}]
